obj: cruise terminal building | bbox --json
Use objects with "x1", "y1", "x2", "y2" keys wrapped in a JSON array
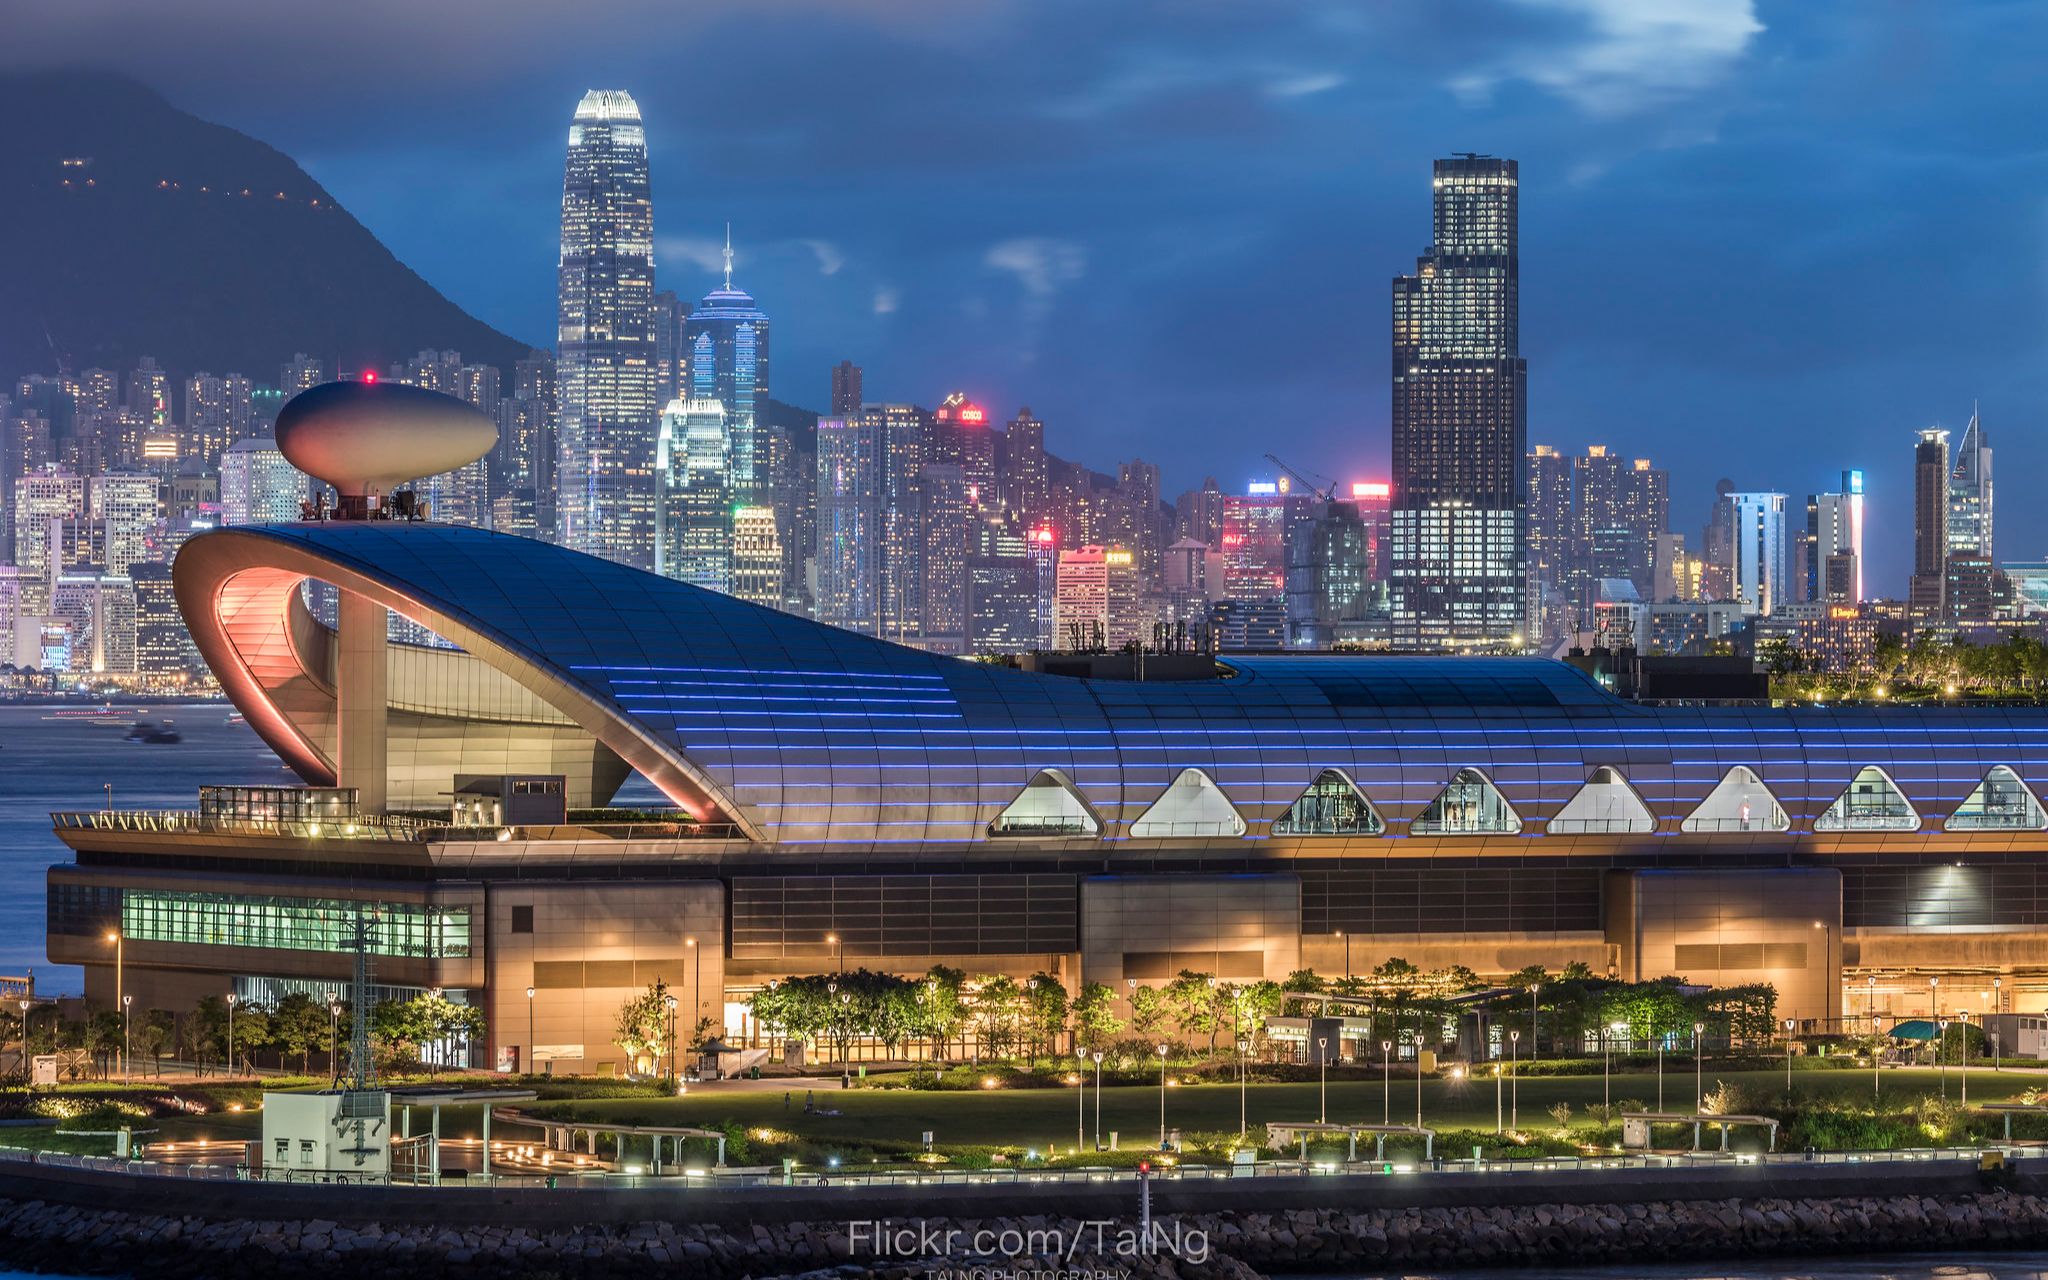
[
  {"x1": 43, "y1": 379, "x2": 2048, "y2": 1069},
  {"x1": 45, "y1": 518, "x2": 2048, "y2": 1071}
]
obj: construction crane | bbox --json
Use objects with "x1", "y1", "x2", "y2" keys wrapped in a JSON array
[{"x1": 1262, "y1": 453, "x2": 1339, "y2": 502}]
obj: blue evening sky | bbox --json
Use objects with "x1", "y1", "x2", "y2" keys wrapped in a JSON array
[{"x1": 10, "y1": 1, "x2": 2048, "y2": 592}]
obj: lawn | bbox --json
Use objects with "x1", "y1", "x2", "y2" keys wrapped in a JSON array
[
  {"x1": 25, "y1": 1064, "x2": 2038, "y2": 1161},
  {"x1": 472, "y1": 1064, "x2": 2038, "y2": 1153}
]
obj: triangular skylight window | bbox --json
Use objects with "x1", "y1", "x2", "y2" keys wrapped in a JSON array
[
  {"x1": 1129, "y1": 768, "x2": 1246, "y2": 839},
  {"x1": 1814, "y1": 766, "x2": 1919, "y2": 832},
  {"x1": 1548, "y1": 766, "x2": 1655, "y2": 835},
  {"x1": 988, "y1": 770, "x2": 1100, "y2": 837},
  {"x1": 1680, "y1": 766, "x2": 1790, "y2": 833},
  {"x1": 1946, "y1": 766, "x2": 2048, "y2": 832},
  {"x1": 1410, "y1": 768, "x2": 1521, "y2": 835},
  {"x1": 1272, "y1": 769, "x2": 1385, "y2": 836}
]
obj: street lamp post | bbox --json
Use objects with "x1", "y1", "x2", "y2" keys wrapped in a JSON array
[
  {"x1": 1937, "y1": 1019, "x2": 1950, "y2": 1099},
  {"x1": 1237, "y1": 1036, "x2": 1250, "y2": 1137},
  {"x1": 16, "y1": 999, "x2": 30, "y2": 1065},
  {"x1": 121, "y1": 994, "x2": 132, "y2": 1082},
  {"x1": 1075, "y1": 1057, "x2": 1086, "y2": 1152},
  {"x1": 1156, "y1": 1044, "x2": 1169, "y2": 1148},
  {"x1": 663, "y1": 994, "x2": 678, "y2": 1088},
  {"x1": 328, "y1": 999, "x2": 341, "y2": 1083},
  {"x1": 839, "y1": 992, "x2": 853, "y2": 1087},
  {"x1": 1602, "y1": 1023, "x2": 1617, "y2": 1112},
  {"x1": 686, "y1": 937, "x2": 699, "y2": 1061},
  {"x1": 1495, "y1": 1062, "x2": 1503, "y2": 1134},
  {"x1": 1959, "y1": 1011, "x2": 1969, "y2": 1107},
  {"x1": 1381, "y1": 1040, "x2": 1392, "y2": 1125},
  {"x1": 1867, "y1": 975, "x2": 1878, "y2": 1037},
  {"x1": 1656, "y1": 1030, "x2": 1664, "y2": 1113},
  {"x1": 1509, "y1": 1030, "x2": 1520, "y2": 1129},
  {"x1": 104, "y1": 931, "x2": 123, "y2": 1079},
  {"x1": 525, "y1": 985, "x2": 536, "y2": 1074},
  {"x1": 1813, "y1": 921, "x2": 1831, "y2": 1029},
  {"x1": 1530, "y1": 983, "x2": 1540, "y2": 1062},
  {"x1": 1316, "y1": 1037, "x2": 1329, "y2": 1123},
  {"x1": 225, "y1": 994, "x2": 237, "y2": 1078},
  {"x1": 1092, "y1": 1050, "x2": 1104, "y2": 1149},
  {"x1": 1783, "y1": 1018, "x2": 1795, "y2": 1093}
]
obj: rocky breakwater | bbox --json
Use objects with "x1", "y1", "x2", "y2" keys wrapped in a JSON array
[{"x1": 2, "y1": 1192, "x2": 2048, "y2": 1277}]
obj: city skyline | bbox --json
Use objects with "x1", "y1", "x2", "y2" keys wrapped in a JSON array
[{"x1": 4, "y1": 3, "x2": 2041, "y2": 596}]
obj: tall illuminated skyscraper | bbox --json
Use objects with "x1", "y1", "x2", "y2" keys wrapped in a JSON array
[
  {"x1": 1911, "y1": 428, "x2": 1950, "y2": 614},
  {"x1": 556, "y1": 89, "x2": 657, "y2": 565},
  {"x1": 1948, "y1": 408, "x2": 1992, "y2": 560},
  {"x1": 1389, "y1": 155, "x2": 1527, "y2": 648},
  {"x1": 814, "y1": 415, "x2": 880, "y2": 633},
  {"x1": 654, "y1": 398, "x2": 731, "y2": 590},
  {"x1": 683, "y1": 231, "x2": 771, "y2": 507}
]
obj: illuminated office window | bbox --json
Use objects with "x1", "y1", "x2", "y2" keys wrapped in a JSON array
[
  {"x1": 1548, "y1": 766, "x2": 1656, "y2": 835},
  {"x1": 1129, "y1": 768, "x2": 1246, "y2": 839},
  {"x1": 121, "y1": 891, "x2": 470, "y2": 958},
  {"x1": 988, "y1": 770, "x2": 1100, "y2": 837},
  {"x1": 1272, "y1": 770, "x2": 1385, "y2": 836},
  {"x1": 1946, "y1": 766, "x2": 2048, "y2": 831},
  {"x1": 1814, "y1": 766, "x2": 1919, "y2": 832},
  {"x1": 1411, "y1": 768, "x2": 1520, "y2": 835},
  {"x1": 1681, "y1": 766, "x2": 1790, "y2": 833}
]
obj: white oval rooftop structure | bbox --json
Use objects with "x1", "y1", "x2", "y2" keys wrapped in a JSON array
[{"x1": 274, "y1": 380, "x2": 497, "y2": 498}]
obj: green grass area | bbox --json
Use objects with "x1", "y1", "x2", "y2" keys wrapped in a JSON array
[{"x1": 13, "y1": 1065, "x2": 2038, "y2": 1163}]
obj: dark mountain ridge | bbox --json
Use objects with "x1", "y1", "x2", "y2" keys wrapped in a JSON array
[{"x1": 0, "y1": 69, "x2": 536, "y2": 384}]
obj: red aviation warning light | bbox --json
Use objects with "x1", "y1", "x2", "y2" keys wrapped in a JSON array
[{"x1": 362, "y1": 370, "x2": 378, "y2": 384}]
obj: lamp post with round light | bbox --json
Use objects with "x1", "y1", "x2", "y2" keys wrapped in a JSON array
[
  {"x1": 1237, "y1": 1036, "x2": 1251, "y2": 1137},
  {"x1": 328, "y1": 998, "x2": 342, "y2": 1083},
  {"x1": 121, "y1": 994, "x2": 132, "y2": 1082},
  {"x1": 1694, "y1": 1021, "x2": 1706, "y2": 1111},
  {"x1": 1156, "y1": 1043, "x2": 1170, "y2": 1148},
  {"x1": 1938, "y1": 1019, "x2": 1950, "y2": 1098},
  {"x1": 525, "y1": 985, "x2": 536, "y2": 1073},
  {"x1": 1091, "y1": 1049, "x2": 1104, "y2": 1149},
  {"x1": 225, "y1": 994, "x2": 237, "y2": 1077},
  {"x1": 16, "y1": 999, "x2": 30, "y2": 1064},
  {"x1": 1075, "y1": 1056, "x2": 1087, "y2": 1151},
  {"x1": 1380, "y1": 1040, "x2": 1393, "y2": 1124},
  {"x1": 663, "y1": 993, "x2": 678, "y2": 1087},
  {"x1": 1603, "y1": 1021, "x2": 1624, "y2": 1112},
  {"x1": 1530, "y1": 983, "x2": 1540, "y2": 1061},
  {"x1": 1316, "y1": 1036, "x2": 1329, "y2": 1123},
  {"x1": 1959, "y1": 1011, "x2": 1970, "y2": 1107},
  {"x1": 1509, "y1": 1029, "x2": 1521, "y2": 1128},
  {"x1": 1783, "y1": 1017, "x2": 1795, "y2": 1093}
]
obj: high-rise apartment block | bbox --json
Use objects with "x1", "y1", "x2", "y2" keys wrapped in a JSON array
[{"x1": 1389, "y1": 155, "x2": 1527, "y2": 647}]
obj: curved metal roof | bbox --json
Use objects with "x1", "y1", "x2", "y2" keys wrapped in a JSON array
[{"x1": 175, "y1": 522, "x2": 2048, "y2": 851}]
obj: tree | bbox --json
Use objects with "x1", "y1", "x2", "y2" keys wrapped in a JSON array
[
  {"x1": 271, "y1": 993, "x2": 327, "y2": 1075},
  {"x1": 613, "y1": 980, "x2": 674, "y2": 1075},
  {"x1": 1128, "y1": 985, "x2": 1169, "y2": 1039},
  {"x1": 225, "y1": 1003, "x2": 271, "y2": 1077},
  {"x1": 1071, "y1": 982, "x2": 1125, "y2": 1052},
  {"x1": 917, "y1": 966, "x2": 968, "y2": 1060},
  {"x1": 1023, "y1": 973, "x2": 1069, "y2": 1062},
  {"x1": 1162, "y1": 970, "x2": 1226, "y2": 1052},
  {"x1": 969, "y1": 975, "x2": 1025, "y2": 1059},
  {"x1": 135, "y1": 1009, "x2": 175, "y2": 1077},
  {"x1": 1280, "y1": 969, "x2": 1325, "y2": 1018}
]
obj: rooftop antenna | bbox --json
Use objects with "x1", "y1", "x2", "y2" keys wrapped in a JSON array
[{"x1": 723, "y1": 222, "x2": 734, "y2": 290}]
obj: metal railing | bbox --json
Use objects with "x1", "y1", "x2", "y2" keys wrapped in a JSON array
[
  {"x1": 0, "y1": 1141, "x2": 2026, "y2": 1192},
  {"x1": 51, "y1": 811, "x2": 748, "y2": 845}
]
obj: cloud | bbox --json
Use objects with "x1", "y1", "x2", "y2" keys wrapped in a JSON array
[
  {"x1": 657, "y1": 236, "x2": 728, "y2": 274},
  {"x1": 1450, "y1": 0, "x2": 1763, "y2": 117},
  {"x1": 984, "y1": 237, "x2": 1086, "y2": 297},
  {"x1": 799, "y1": 238, "x2": 845, "y2": 275},
  {"x1": 872, "y1": 286, "x2": 900, "y2": 316},
  {"x1": 1266, "y1": 71, "x2": 1344, "y2": 99}
]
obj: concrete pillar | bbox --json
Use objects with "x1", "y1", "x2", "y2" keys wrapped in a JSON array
[{"x1": 337, "y1": 590, "x2": 389, "y2": 815}]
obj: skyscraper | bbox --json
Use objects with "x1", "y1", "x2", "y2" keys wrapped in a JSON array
[
  {"x1": 1806, "y1": 470, "x2": 1864, "y2": 604},
  {"x1": 654, "y1": 398, "x2": 732, "y2": 591},
  {"x1": 683, "y1": 231, "x2": 772, "y2": 508},
  {"x1": 220, "y1": 437, "x2": 306, "y2": 526},
  {"x1": 1389, "y1": 155, "x2": 1527, "y2": 648},
  {"x1": 814, "y1": 415, "x2": 880, "y2": 633},
  {"x1": 830, "y1": 361, "x2": 863, "y2": 416},
  {"x1": 1911, "y1": 428, "x2": 1950, "y2": 614},
  {"x1": 556, "y1": 89, "x2": 657, "y2": 566},
  {"x1": 1948, "y1": 408, "x2": 1992, "y2": 559},
  {"x1": 1710, "y1": 491, "x2": 1791, "y2": 617}
]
